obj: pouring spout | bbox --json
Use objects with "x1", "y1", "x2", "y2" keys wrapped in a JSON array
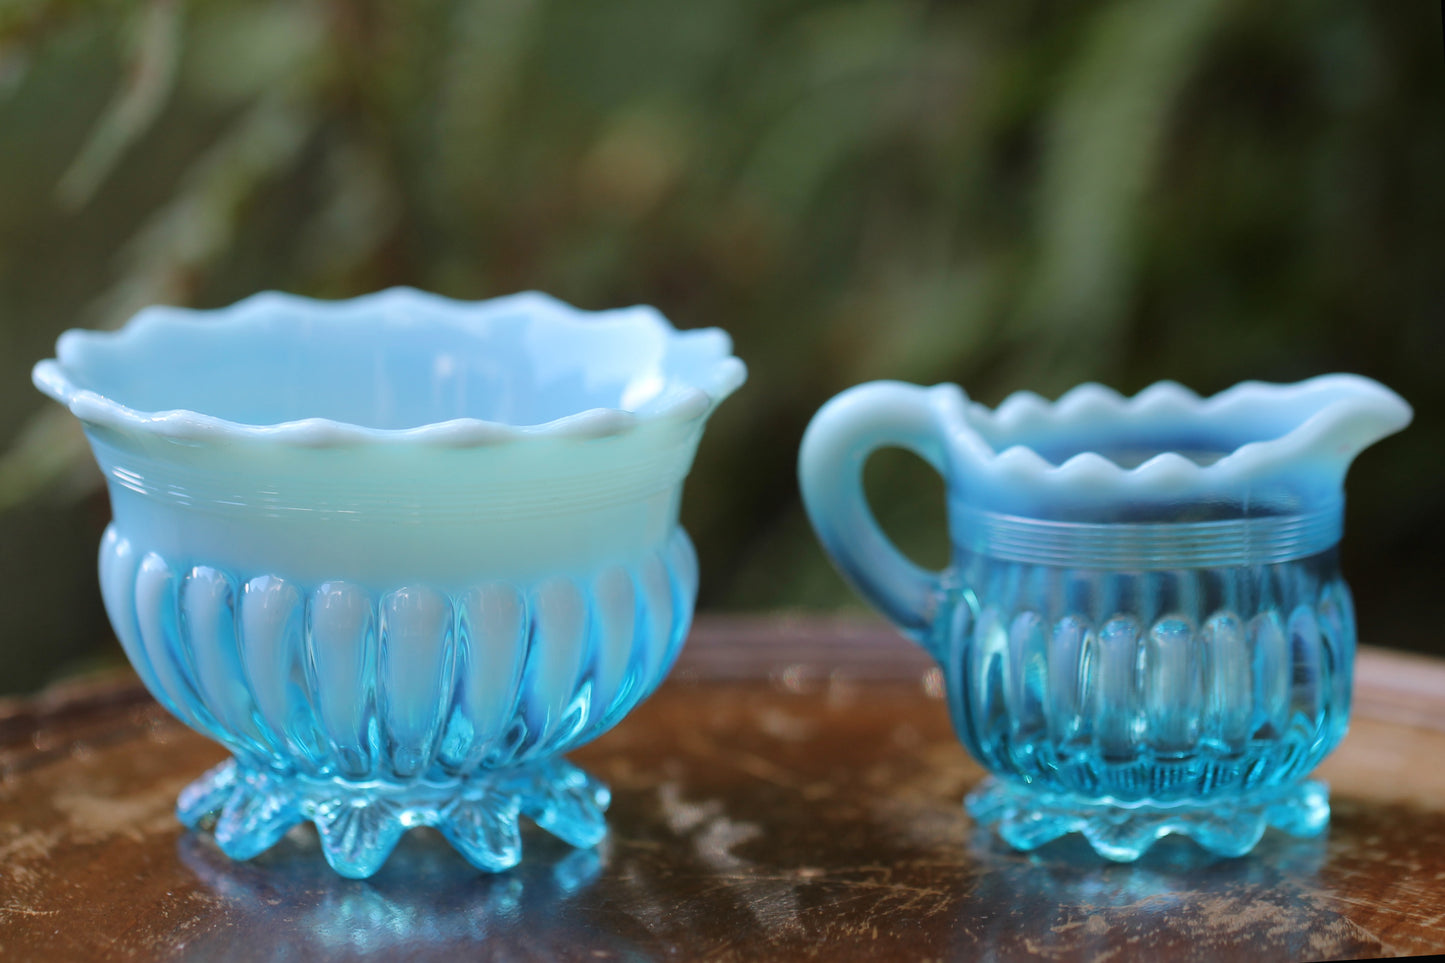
[{"x1": 1267, "y1": 374, "x2": 1413, "y2": 483}]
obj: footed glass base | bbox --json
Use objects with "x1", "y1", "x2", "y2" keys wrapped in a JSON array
[
  {"x1": 176, "y1": 758, "x2": 611, "y2": 879},
  {"x1": 965, "y1": 777, "x2": 1329, "y2": 862}
]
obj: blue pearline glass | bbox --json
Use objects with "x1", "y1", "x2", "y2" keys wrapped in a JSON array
[
  {"x1": 799, "y1": 376, "x2": 1410, "y2": 861},
  {"x1": 34, "y1": 288, "x2": 745, "y2": 878}
]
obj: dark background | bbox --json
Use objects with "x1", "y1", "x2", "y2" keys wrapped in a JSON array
[{"x1": 1, "y1": 0, "x2": 1441, "y2": 694}]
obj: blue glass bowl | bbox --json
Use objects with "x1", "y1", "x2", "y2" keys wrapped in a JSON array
[
  {"x1": 34, "y1": 289, "x2": 745, "y2": 878},
  {"x1": 800, "y1": 377, "x2": 1410, "y2": 860}
]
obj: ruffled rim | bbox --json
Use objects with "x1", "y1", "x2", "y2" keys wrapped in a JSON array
[
  {"x1": 33, "y1": 288, "x2": 747, "y2": 448},
  {"x1": 931, "y1": 374, "x2": 1411, "y2": 494}
]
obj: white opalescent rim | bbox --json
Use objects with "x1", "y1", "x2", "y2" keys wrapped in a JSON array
[
  {"x1": 928, "y1": 373, "x2": 1412, "y2": 493},
  {"x1": 33, "y1": 288, "x2": 748, "y2": 448}
]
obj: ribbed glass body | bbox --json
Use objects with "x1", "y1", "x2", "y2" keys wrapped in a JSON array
[
  {"x1": 99, "y1": 526, "x2": 698, "y2": 783},
  {"x1": 934, "y1": 507, "x2": 1353, "y2": 805}
]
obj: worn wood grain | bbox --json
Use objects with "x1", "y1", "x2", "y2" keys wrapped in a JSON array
[{"x1": 2, "y1": 617, "x2": 1443, "y2": 962}]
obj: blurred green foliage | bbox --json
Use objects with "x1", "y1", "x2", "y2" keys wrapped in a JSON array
[{"x1": 1, "y1": 0, "x2": 1441, "y2": 693}]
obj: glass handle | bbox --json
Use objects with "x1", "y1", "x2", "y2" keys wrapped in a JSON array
[{"x1": 798, "y1": 381, "x2": 952, "y2": 640}]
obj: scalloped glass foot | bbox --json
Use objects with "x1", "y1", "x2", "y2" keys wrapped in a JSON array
[
  {"x1": 965, "y1": 777, "x2": 1329, "y2": 862},
  {"x1": 177, "y1": 758, "x2": 611, "y2": 879}
]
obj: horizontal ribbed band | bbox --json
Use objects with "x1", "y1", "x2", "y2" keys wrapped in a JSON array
[{"x1": 953, "y1": 503, "x2": 1343, "y2": 569}]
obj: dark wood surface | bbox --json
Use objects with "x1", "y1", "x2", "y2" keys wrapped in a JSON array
[{"x1": 3, "y1": 616, "x2": 1444, "y2": 962}]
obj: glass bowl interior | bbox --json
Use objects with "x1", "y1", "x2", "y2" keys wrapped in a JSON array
[
  {"x1": 956, "y1": 376, "x2": 1412, "y2": 475},
  {"x1": 965, "y1": 392, "x2": 1304, "y2": 469},
  {"x1": 50, "y1": 290, "x2": 734, "y2": 430}
]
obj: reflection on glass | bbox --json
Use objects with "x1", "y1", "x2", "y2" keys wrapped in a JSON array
[
  {"x1": 957, "y1": 831, "x2": 1330, "y2": 959},
  {"x1": 176, "y1": 827, "x2": 636, "y2": 959}
]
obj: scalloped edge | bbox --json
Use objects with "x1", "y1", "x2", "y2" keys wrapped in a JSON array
[
  {"x1": 177, "y1": 756, "x2": 610, "y2": 878},
  {"x1": 966, "y1": 776, "x2": 1329, "y2": 862},
  {"x1": 33, "y1": 288, "x2": 747, "y2": 449},
  {"x1": 931, "y1": 374, "x2": 1411, "y2": 496}
]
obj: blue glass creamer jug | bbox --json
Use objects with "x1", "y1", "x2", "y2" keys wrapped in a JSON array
[{"x1": 799, "y1": 376, "x2": 1410, "y2": 860}]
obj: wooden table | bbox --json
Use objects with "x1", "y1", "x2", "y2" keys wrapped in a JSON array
[{"x1": 3, "y1": 616, "x2": 1444, "y2": 961}]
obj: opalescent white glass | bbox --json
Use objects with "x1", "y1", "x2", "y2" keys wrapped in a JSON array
[{"x1": 35, "y1": 288, "x2": 744, "y2": 878}]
